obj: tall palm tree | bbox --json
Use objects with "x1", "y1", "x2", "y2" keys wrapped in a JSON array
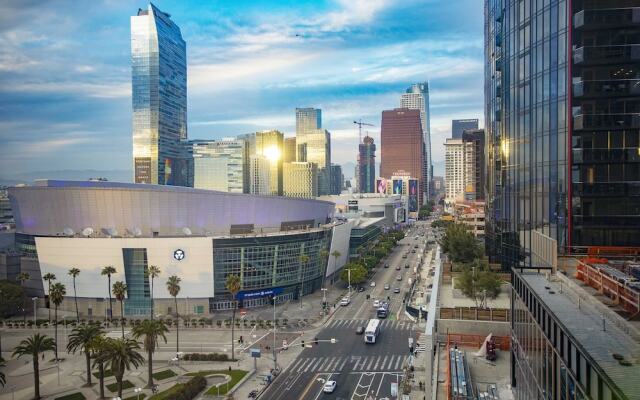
[
  {"x1": 166, "y1": 275, "x2": 181, "y2": 353},
  {"x1": 93, "y1": 337, "x2": 144, "y2": 398},
  {"x1": 330, "y1": 250, "x2": 341, "y2": 284},
  {"x1": 319, "y1": 249, "x2": 329, "y2": 289},
  {"x1": 16, "y1": 272, "x2": 30, "y2": 325},
  {"x1": 225, "y1": 274, "x2": 241, "y2": 361},
  {"x1": 49, "y1": 282, "x2": 66, "y2": 360},
  {"x1": 111, "y1": 281, "x2": 127, "y2": 338},
  {"x1": 89, "y1": 335, "x2": 109, "y2": 399},
  {"x1": 42, "y1": 272, "x2": 56, "y2": 323},
  {"x1": 298, "y1": 254, "x2": 310, "y2": 308},
  {"x1": 145, "y1": 265, "x2": 161, "y2": 320},
  {"x1": 12, "y1": 333, "x2": 56, "y2": 399},
  {"x1": 67, "y1": 324, "x2": 104, "y2": 387},
  {"x1": 68, "y1": 268, "x2": 81, "y2": 322},
  {"x1": 101, "y1": 266, "x2": 116, "y2": 321},
  {"x1": 132, "y1": 319, "x2": 168, "y2": 388}
]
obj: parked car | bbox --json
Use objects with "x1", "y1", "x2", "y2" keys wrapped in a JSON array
[
  {"x1": 394, "y1": 287, "x2": 401, "y2": 293},
  {"x1": 358, "y1": 286, "x2": 365, "y2": 292},
  {"x1": 340, "y1": 297, "x2": 350, "y2": 306},
  {"x1": 384, "y1": 263, "x2": 390, "y2": 268},
  {"x1": 356, "y1": 326, "x2": 365, "y2": 335},
  {"x1": 384, "y1": 284, "x2": 391, "y2": 290},
  {"x1": 370, "y1": 281, "x2": 376, "y2": 287},
  {"x1": 405, "y1": 264, "x2": 410, "y2": 269},
  {"x1": 373, "y1": 299, "x2": 380, "y2": 308},
  {"x1": 324, "y1": 381, "x2": 337, "y2": 393},
  {"x1": 396, "y1": 275, "x2": 402, "y2": 281},
  {"x1": 402, "y1": 255, "x2": 407, "y2": 259},
  {"x1": 411, "y1": 250, "x2": 416, "y2": 253},
  {"x1": 395, "y1": 266, "x2": 401, "y2": 271}
]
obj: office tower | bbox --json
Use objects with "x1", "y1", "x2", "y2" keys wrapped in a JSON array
[
  {"x1": 191, "y1": 139, "x2": 246, "y2": 193},
  {"x1": 303, "y1": 129, "x2": 331, "y2": 195},
  {"x1": 485, "y1": 0, "x2": 640, "y2": 271},
  {"x1": 253, "y1": 131, "x2": 284, "y2": 196},
  {"x1": 131, "y1": 4, "x2": 188, "y2": 186},
  {"x1": 451, "y1": 119, "x2": 478, "y2": 139},
  {"x1": 295, "y1": 108, "x2": 322, "y2": 140},
  {"x1": 444, "y1": 139, "x2": 473, "y2": 207},
  {"x1": 380, "y1": 108, "x2": 424, "y2": 205},
  {"x1": 357, "y1": 135, "x2": 376, "y2": 193},
  {"x1": 249, "y1": 155, "x2": 271, "y2": 195},
  {"x1": 330, "y1": 164, "x2": 343, "y2": 195},
  {"x1": 283, "y1": 162, "x2": 318, "y2": 199},
  {"x1": 283, "y1": 137, "x2": 297, "y2": 163},
  {"x1": 401, "y1": 82, "x2": 432, "y2": 202},
  {"x1": 462, "y1": 129, "x2": 485, "y2": 201}
]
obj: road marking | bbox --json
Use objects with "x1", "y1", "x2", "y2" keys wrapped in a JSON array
[
  {"x1": 317, "y1": 357, "x2": 331, "y2": 371},
  {"x1": 394, "y1": 355, "x2": 402, "y2": 370},
  {"x1": 304, "y1": 357, "x2": 317, "y2": 372},
  {"x1": 373, "y1": 356, "x2": 381, "y2": 370},
  {"x1": 366, "y1": 356, "x2": 375, "y2": 370},
  {"x1": 337, "y1": 357, "x2": 348, "y2": 371},
  {"x1": 310, "y1": 357, "x2": 323, "y2": 372},
  {"x1": 380, "y1": 355, "x2": 389, "y2": 370},
  {"x1": 327, "y1": 356, "x2": 338, "y2": 370},
  {"x1": 375, "y1": 372, "x2": 387, "y2": 396},
  {"x1": 289, "y1": 358, "x2": 303, "y2": 371},
  {"x1": 297, "y1": 358, "x2": 311, "y2": 372},
  {"x1": 312, "y1": 373, "x2": 333, "y2": 400},
  {"x1": 388, "y1": 355, "x2": 397, "y2": 370}
]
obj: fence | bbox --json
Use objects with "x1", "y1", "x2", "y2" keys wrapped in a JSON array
[{"x1": 439, "y1": 307, "x2": 509, "y2": 322}]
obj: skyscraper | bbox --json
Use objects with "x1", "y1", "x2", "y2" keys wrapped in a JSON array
[
  {"x1": 357, "y1": 136, "x2": 376, "y2": 193},
  {"x1": 444, "y1": 139, "x2": 472, "y2": 210},
  {"x1": 451, "y1": 119, "x2": 478, "y2": 139},
  {"x1": 295, "y1": 108, "x2": 331, "y2": 195},
  {"x1": 191, "y1": 139, "x2": 246, "y2": 193},
  {"x1": 283, "y1": 137, "x2": 296, "y2": 163},
  {"x1": 380, "y1": 108, "x2": 424, "y2": 205},
  {"x1": 401, "y1": 83, "x2": 432, "y2": 202},
  {"x1": 131, "y1": 3, "x2": 187, "y2": 186},
  {"x1": 283, "y1": 162, "x2": 318, "y2": 199},
  {"x1": 330, "y1": 164, "x2": 343, "y2": 195},
  {"x1": 295, "y1": 108, "x2": 322, "y2": 138},
  {"x1": 461, "y1": 129, "x2": 485, "y2": 201},
  {"x1": 239, "y1": 131, "x2": 284, "y2": 196},
  {"x1": 249, "y1": 155, "x2": 271, "y2": 196}
]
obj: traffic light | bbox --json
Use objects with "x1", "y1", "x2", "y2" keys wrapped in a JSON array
[
  {"x1": 301, "y1": 340, "x2": 305, "y2": 348},
  {"x1": 314, "y1": 337, "x2": 319, "y2": 345}
]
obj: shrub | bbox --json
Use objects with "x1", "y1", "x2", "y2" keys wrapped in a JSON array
[
  {"x1": 149, "y1": 375, "x2": 206, "y2": 400},
  {"x1": 181, "y1": 353, "x2": 230, "y2": 362}
]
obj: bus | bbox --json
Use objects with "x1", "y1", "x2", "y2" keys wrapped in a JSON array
[
  {"x1": 377, "y1": 302, "x2": 389, "y2": 319},
  {"x1": 364, "y1": 319, "x2": 381, "y2": 343}
]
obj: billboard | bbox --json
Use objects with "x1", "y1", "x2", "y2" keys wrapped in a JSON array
[
  {"x1": 408, "y1": 179, "x2": 419, "y2": 212},
  {"x1": 376, "y1": 178, "x2": 387, "y2": 194},
  {"x1": 392, "y1": 179, "x2": 403, "y2": 194}
]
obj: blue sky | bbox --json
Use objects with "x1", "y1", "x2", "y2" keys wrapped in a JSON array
[{"x1": 0, "y1": 0, "x2": 484, "y2": 180}]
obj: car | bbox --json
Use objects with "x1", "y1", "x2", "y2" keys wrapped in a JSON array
[
  {"x1": 384, "y1": 263, "x2": 390, "y2": 268},
  {"x1": 323, "y1": 381, "x2": 337, "y2": 393},
  {"x1": 414, "y1": 245, "x2": 419, "y2": 249},
  {"x1": 370, "y1": 281, "x2": 376, "y2": 287},
  {"x1": 340, "y1": 297, "x2": 350, "y2": 306},
  {"x1": 411, "y1": 250, "x2": 416, "y2": 253},
  {"x1": 405, "y1": 264, "x2": 410, "y2": 268},
  {"x1": 373, "y1": 299, "x2": 380, "y2": 308},
  {"x1": 384, "y1": 284, "x2": 391, "y2": 290},
  {"x1": 394, "y1": 287, "x2": 401, "y2": 293},
  {"x1": 402, "y1": 255, "x2": 407, "y2": 259},
  {"x1": 358, "y1": 286, "x2": 365, "y2": 292},
  {"x1": 395, "y1": 266, "x2": 401, "y2": 271},
  {"x1": 356, "y1": 326, "x2": 365, "y2": 335},
  {"x1": 396, "y1": 275, "x2": 402, "y2": 281}
]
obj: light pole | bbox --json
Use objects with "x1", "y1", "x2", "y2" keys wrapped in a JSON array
[
  {"x1": 271, "y1": 294, "x2": 283, "y2": 371},
  {"x1": 347, "y1": 269, "x2": 351, "y2": 299},
  {"x1": 32, "y1": 297, "x2": 38, "y2": 328},
  {"x1": 134, "y1": 387, "x2": 142, "y2": 400}
]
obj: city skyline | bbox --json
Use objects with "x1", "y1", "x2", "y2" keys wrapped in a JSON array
[{"x1": 0, "y1": 0, "x2": 484, "y2": 180}]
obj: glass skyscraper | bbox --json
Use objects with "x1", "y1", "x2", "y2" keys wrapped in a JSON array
[
  {"x1": 401, "y1": 83, "x2": 432, "y2": 202},
  {"x1": 358, "y1": 135, "x2": 376, "y2": 193},
  {"x1": 191, "y1": 139, "x2": 247, "y2": 193},
  {"x1": 131, "y1": 3, "x2": 188, "y2": 186}
]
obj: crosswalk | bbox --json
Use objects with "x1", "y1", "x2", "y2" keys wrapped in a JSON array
[
  {"x1": 326, "y1": 318, "x2": 414, "y2": 330},
  {"x1": 287, "y1": 354, "x2": 409, "y2": 373}
]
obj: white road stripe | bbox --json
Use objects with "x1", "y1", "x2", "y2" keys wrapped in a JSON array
[
  {"x1": 296, "y1": 358, "x2": 310, "y2": 372},
  {"x1": 329, "y1": 356, "x2": 340, "y2": 370},
  {"x1": 380, "y1": 355, "x2": 389, "y2": 370},
  {"x1": 394, "y1": 355, "x2": 402, "y2": 370},
  {"x1": 337, "y1": 357, "x2": 348, "y2": 371},
  {"x1": 304, "y1": 357, "x2": 317, "y2": 372},
  {"x1": 289, "y1": 358, "x2": 304, "y2": 371},
  {"x1": 366, "y1": 356, "x2": 375, "y2": 370},
  {"x1": 373, "y1": 356, "x2": 381, "y2": 370},
  {"x1": 387, "y1": 355, "x2": 396, "y2": 370},
  {"x1": 318, "y1": 357, "x2": 331, "y2": 371}
]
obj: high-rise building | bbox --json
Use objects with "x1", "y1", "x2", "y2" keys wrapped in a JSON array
[
  {"x1": 357, "y1": 136, "x2": 376, "y2": 193},
  {"x1": 444, "y1": 139, "x2": 474, "y2": 210},
  {"x1": 485, "y1": 0, "x2": 640, "y2": 271},
  {"x1": 240, "y1": 131, "x2": 284, "y2": 196},
  {"x1": 283, "y1": 137, "x2": 297, "y2": 163},
  {"x1": 451, "y1": 119, "x2": 478, "y2": 139},
  {"x1": 295, "y1": 108, "x2": 322, "y2": 139},
  {"x1": 461, "y1": 129, "x2": 485, "y2": 201},
  {"x1": 380, "y1": 108, "x2": 424, "y2": 205},
  {"x1": 302, "y1": 129, "x2": 331, "y2": 195},
  {"x1": 330, "y1": 164, "x2": 343, "y2": 195},
  {"x1": 191, "y1": 139, "x2": 247, "y2": 193},
  {"x1": 283, "y1": 162, "x2": 318, "y2": 199},
  {"x1": 249, "y1": 155, "x2": 271, "y2": 196},
  {"x1": 401, "y1": 82, "x2": 432, "y2": 202},
  {"x1": 131, "y1": 4, "x2": 188, "y2": 186}
]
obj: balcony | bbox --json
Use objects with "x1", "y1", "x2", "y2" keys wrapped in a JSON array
[
  {"x1": 573, "y1": 113, "x2": 640, "y2": 130},
  {"x1": 574, "y1": 7, "x2": 640, "y2": 30},
  {"x1": 573, "y1": 45, "x2": 640, "y2": 65},
  {"x1": 572, "y1": 78, "x2": 640, "y2": 98}
]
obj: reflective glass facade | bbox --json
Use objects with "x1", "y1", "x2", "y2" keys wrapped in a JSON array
[
  {"x1": 122, "y1": 248, "x2": 151, "y2": 316},
  {"x1": 191, "y1": 139, "x2": 247, "y2": 193},
  {"x1": 401, "y1": 83, "x2": 432, "y2": 201},
  {"x1": 131, "y1": 4, "x2": 188, "y2": 186},
  {"x1": 358, "y1": 136, "x2": 376, "y2": 193}
]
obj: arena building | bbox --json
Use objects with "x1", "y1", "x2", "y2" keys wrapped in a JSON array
[{"x1": 7, "y1": 180, "x2": 351, "y2": 317}]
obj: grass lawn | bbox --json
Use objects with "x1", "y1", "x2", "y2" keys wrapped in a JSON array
[
  {"x1": 123, "y1": 394, "x2": 147, "y2": 400},
  {"x1": 202, "y1": 370, "x2": 248, "y2": 395},
  {"x1": 55, "y1": 393, "x2": 86, "y2": 400},
  {"x1": 152, "y1": 369, "x2": 177, "y2": 380},
  {"x1": 92, "y1": 369, "x2": 114, "y2": 379},
  {"x1": 106, "y1": 380, "x2": 135, "y2": 393}
]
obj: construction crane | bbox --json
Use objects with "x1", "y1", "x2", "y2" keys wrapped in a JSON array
[{"x1": 353, "y1": 119, "x2": 375, "y2": 144}]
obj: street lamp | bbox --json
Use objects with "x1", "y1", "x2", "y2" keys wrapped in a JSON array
[
  {"x1": 32, "y1": 297, "x2": 38, "y2": 328},
  {"x1": 347, "y1": 268, "x2": 352, "y2": 299},
  {"x1": 134, "y1": 387, "x2": 142, "y2": 400}
]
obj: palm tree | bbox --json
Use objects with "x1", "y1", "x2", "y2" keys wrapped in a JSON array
[
  {"x1": 166, "y1": 275, "x2": 181, "y2": 353},
  {"x1": 68, "y1": 268, "x2": 81, "y2": 322},
  {"x1": 319, "y1": 249, "x2": 329, "y2": 290},
  {"x1": 132, "y1": 320, "x2": 168, "y2": 388},
  {"x1": 111, "y1": 281, "x2": 127, "y2": 338},
  {"x1": 12, "y1": 333, "x2": 56, "y2": 399},
  {"x1": 298, "y1": 254, "x2": 310, "y2": 308},
  {"x1": 101, "y1": 266, "x2": 116, "y2": 321},
  {"x1": 16, "y1": 272, "x2": 30, "y2": 325},
  {"x1": 225, "y1": 274, "x2": 241, "y2": 361},
  {"x1": 93, "y1": 337, "x2": 144, "y2": 398},
  {"x1": 42, "y1": 272, "x2": 56, "y2": 323},
  {"x1": 145, "y1": 266, "x2": 161, "y2": 320},
  {"x1": 330, "y1": 250, "x2": 341, "y2": 284},
  {"x1": 67, "y1": 324, "x2": 104, "y2": 387},
  {"x1": 49, "y1": 282, "x2": 66, "y2": 360},
  {"x1": 89, "y1": 335, "x2": 109, "y2": 399}
]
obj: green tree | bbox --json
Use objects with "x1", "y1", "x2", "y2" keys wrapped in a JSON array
[
  {"x1": 131, "y1": 319, "x2": 168, "y2": 388},
  {"x1": 111, "y1": 281, "x2": 127, "y2": 338},
  {"x1": 68, "y1": 268, "x2": 81, "y2": 322},
  {"x1": 166, "y1": 275, "x2": 181, "y2": 353},
  {"x1": 340, "y1": 263, "x2": 367, "y2": 285},
  {"x1": 225, "y1": 274, "x2": 241, "y2": 361},
  {"x1": 93, "y1": 338, "x2": 144, "y2": 398},
  {"x1": 42, "y1": 272, "x2": 56, "y2": 323},
  {"x1": 89, "y1": 335, "x2": 109, "y2": 399},
  {"x1": 16, "y1": 272, "x2": 30, "y2": 324},
  {"x1": 67, "y1": 324, "x2": 104, "y2": 387},
  {"x1": 49, "y1": 282, "x2": 66, "y2": 360},
  {"x1": 330, "y1": 250, "x2": 341, "y2": 284},
  {"x1": 145, "y1": 265, "x2": 161, "y2": 320},
  {"x1": 456, "y1": 260, "x2": 502, "y2": 308},
  {"x1": 12, "y1": 333, "x2": 56, "y2": 399},
  {"x1": 319, "y1": 249, "x2": 329, "y2": 289},
  {"x1": 441, "y1": 223, "x2": 483, "y2": 263},
  {"x1": 101, "y1": 266, "x2": 116, "y2": 321},
  {"x1": 0, "y1": 280, "x2": 25, "y2": 318}
]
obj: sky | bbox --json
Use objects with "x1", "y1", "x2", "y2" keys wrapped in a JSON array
[{"x1": 0, "y1": 0, "x2": 484, "y2": 181}]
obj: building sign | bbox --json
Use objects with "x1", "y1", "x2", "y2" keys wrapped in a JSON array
[
  {"x1": 408, "y1": 179, "x2": 419, "y2": 212},
  {"x1": 173, "y1": 249, "x2": 185, "y2": 261},
  {"x1": 392, "y1": 179, "x2": 403, "y2": 194},
  {"x1": 237, "y1": 287, "x2": 283, "y2": 300},
  {"x1": 376, "y1": 178, "x2": 387, "y2": 194}
]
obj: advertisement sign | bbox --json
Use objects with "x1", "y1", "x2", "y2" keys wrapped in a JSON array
[
  {"x1": 408, "y1": 179, "x2": 419, "y2": 212},
  {"x1": 237, "y1": 287, "x2": 283, "y2": 300},
  {"x1": 376, "y1": 178, "x2": 387, "y2": 194},
  {"x1": 392, "y1": 179, "x2": 403, "y2": 194},
  {"x1": 396, "y1": 207, "x2": 406, "y2": 223}
]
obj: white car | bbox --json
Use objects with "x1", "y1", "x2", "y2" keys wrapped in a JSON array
[
  {"x1": 323, "y1": 380, "x2": 337, "y2": 393},
  {"x1": 340, "y1": 297, "x2": 351, "y2": 306},
  {"x1": 370, "y1": 281, "x2": 376, "y2": 287},
  {"x1": 373, "y1": 299, "x2": 380, "y2": 308}
]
